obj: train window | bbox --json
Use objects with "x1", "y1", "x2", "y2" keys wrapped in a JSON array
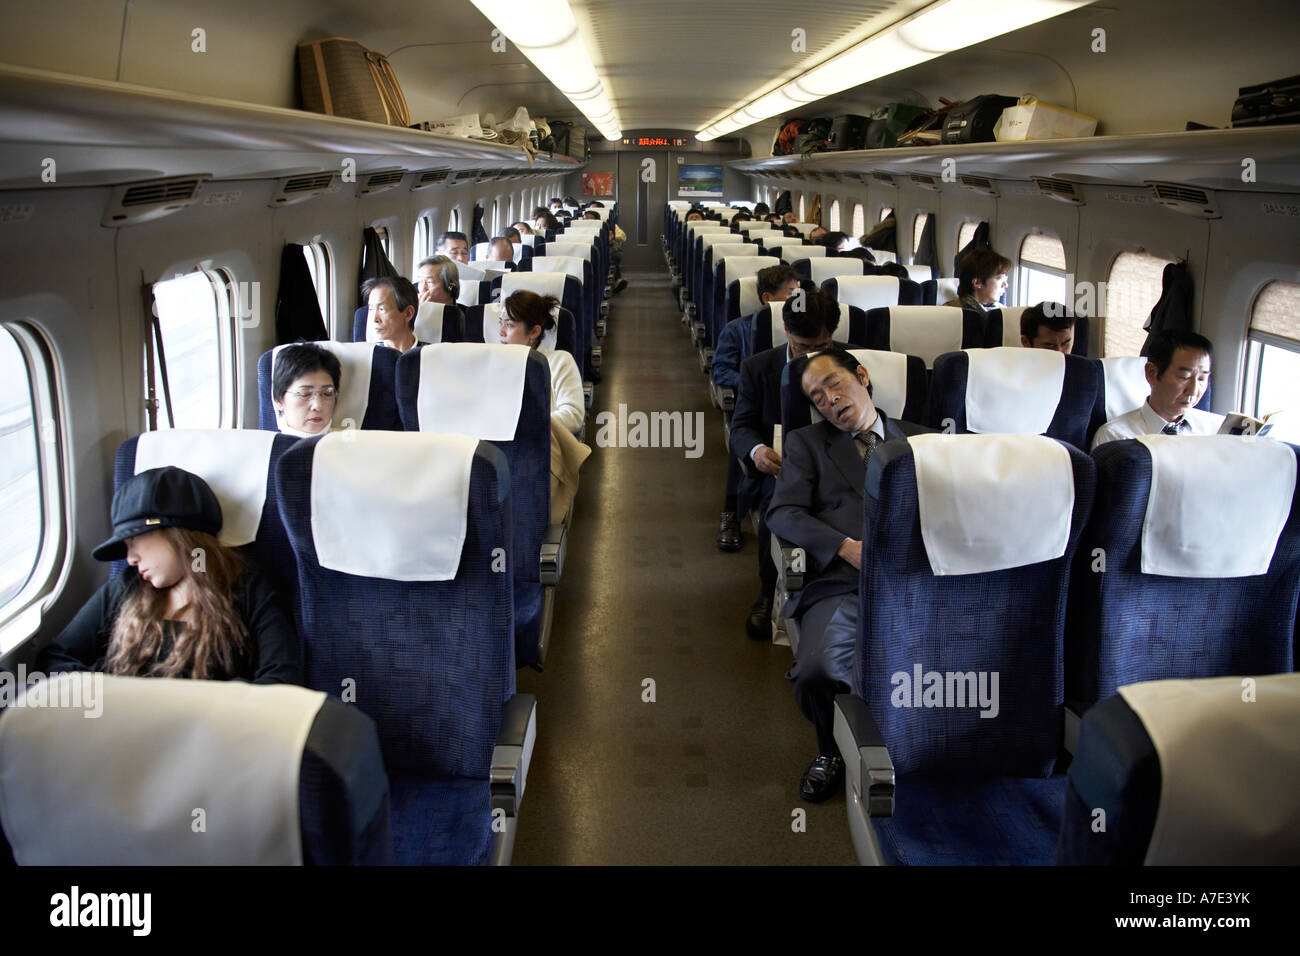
[
  {"x1": 413, "y1": 217, "x2": 429, "y2": 274},
  {"x1": 798, "y1": 194, "x2": 806, "y2": 221},
  {"x1": 492, "y1": 198, "x2": 501, "y2": 236},
  {"x1": 1244, "y1": 281, "x2": 1300, "y2": 418},
  {"x1": 448, "y1": 208, "x2": 460, "y2": 232},
  {"x1": 0, "y1": 329, "x2": 43, "y2": 612},
  {"x1": 851, "y1": 204, "x2": 865, "y2": 238},
  {"x1": 912, "y1": 213, "x2": 931, "y2": 257},
  {"x1": 1104, "y1": 251, "x2": 1174, "y2": 356},
  {"x1": 1017, "y1": 233, "x2": 1068, "y2": 307},
  {"x1": 957, "y1": 221, "x2": 979, "y2": 252},
  {"x1": 302, "y1": 242, "x2": 334, "y2": 338},
  {"x1": 147, "y1": 269, "x2": 237, "y2": 430},
  {"x1": 0, "y1": 322, "x2": 66, "y2": 649},
  {"x1": 829, "y1": 200, "x2": 841, "y2": 231},
  {"x1": 879, "y1": 205, "x2": 893, "y2": 223}
]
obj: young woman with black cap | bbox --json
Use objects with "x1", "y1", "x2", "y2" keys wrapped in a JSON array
[{"x1": 38, "y1": 467, "x2": 302, "y2": 684}]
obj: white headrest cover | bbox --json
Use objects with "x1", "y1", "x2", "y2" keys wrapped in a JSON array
[
  {"x1": 724, "y1": 255, "x2": 778, "y2": 283},
  {"x1": 964, "y1": 347, "x2": 1066, "y2": 435},
  {"x1": 458, "y1": 280, "x2": 485, "y2": 307},
  {"x1": 1101, "y1": 356, "x2": 1152, "y2": 421},
  {"x1": 135, "y1": 429, "x2": 276, "y2": 548},
  {"x1": 710, "y1": 244, "x2": 759, "y2": 265},
  {"x1": 737, "y1": 277, "x2": 761, "y2": 316},
  {"x1": 561, "y1": 223, "x2": 602, "y2": 236},
  {"x1": 867, "y1": 248, "x2": 897, "y2": 264},
  {"x1": 888, "y1": 305, "x2": 965, "y2": 368},
  {"x1": 781, "y1": 245, "x2": 824, "y2": 262},
  {"x1": 741, "y1": 223, "x2": 776, "y2": 233},
  {"x1": 456, "y1": 261, "x2": 487, "y2": 281},
  {"x1": 810, "y1": 258, "x2": 866, "y2": 284},
  {"x1": 851, "y1": 348, "x2": 908, "y2": 420},
  {"x1": 415, "y1": 342, "x2": 531, "y2": 441},
  {"x1": 544, "y1": 242, "x2": 593, "y2": 261},
  {"x1": 1135, "y1": 435, "x2": 1296, "y2": 577},
  {"x1": 519, "y1": 234, "x2": 538, "y2": 247},
  {"x1": 688, "y1": 222, "x2": 730, "y2": 237},
  {"x1": 471, "y1": 242, "x2": 490, "y2": 260},
  {"x1": 529, "y1": 256, "x2": 585, "y2": 284},
  {"x1": 311, "y1": 430, "x2": 479, "y2": 580},
  {"x1": 272, "y1": 340, "x2": 374, "y2": 433},
  {"x1": 478, "y1": 260, "x2": 513, "y2": 275},
  {"x1": 0, "y1": 674, "x2": 325, "y2": 864},
  {"x1": 909, "y1": 433, "x2": 1075, "y2": 575},
  {"x1": 790, "y1": 222, "x2": 819, "y2": 234},
  {"x1": 834, "y1": 275, "x2": 901, "y2": 313},
  {"x1": 904, "y1": 264, "x2": 932, "y2": 283},
  {"x1": 988, "y1": 306, "x2": 1024, "y2": 348},
  {"x1": 668, "y1": 201, "x2": 691, "y2": 210},
  {"x1": 503, "y1": 269, "x2": 569, "y2": 300},
  {"x1": 413, "y1": 301, "x2": 446, "y2": 345},
  {"x1": 935, "y1": 277, "x2": 960, "y2": 303},
  {"x1": 1118, "y1": 673, "x2": 1300, "y2": 865},
  {"x1": 700, "y1": 233, "x2": 740, "y2": 250}
]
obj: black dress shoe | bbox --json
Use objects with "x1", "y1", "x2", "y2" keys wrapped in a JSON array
[
  {"x1": 715, "y1": 511, "x2": 742, "y2": 551},
  {"x1": 746, "y1": 596, "x2": 773, "y2": 640},
  {"x1": 799, "y1": 754, "x2": 845, "y2": 803}
]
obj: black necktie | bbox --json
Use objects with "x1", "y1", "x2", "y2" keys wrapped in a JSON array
[{"x1": 1161, "y1": 420, "x2": 1186, "y2": 436}]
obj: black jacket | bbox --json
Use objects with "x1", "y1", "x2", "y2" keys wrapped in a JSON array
[{"x1": 38, "y1": 566, "x2": 302, "y2": 685}]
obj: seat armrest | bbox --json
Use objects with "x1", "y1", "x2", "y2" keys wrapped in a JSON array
[
  {"x1": 491, "y1": 693, "x2": 538, "y2": 816},
  {"x1": 719, "y1": 386, "x2": 735, "y2": 413},
  {"x1": 772, "y1": 534, "x2": 805, "y2": 592},
  {"x1": 540, "y1": 523, "x2": 566, "y2": 586},
  {"x1": 833, "y1": 694, "x2": 895, "y2": 818}
]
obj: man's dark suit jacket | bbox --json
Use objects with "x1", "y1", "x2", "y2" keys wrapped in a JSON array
[
  {"x1": 767, "y1": 411, "x2": 931, "y2": 618},
  {"x1": 729, "y1": 346, "x2": 786, "y2": 504}
]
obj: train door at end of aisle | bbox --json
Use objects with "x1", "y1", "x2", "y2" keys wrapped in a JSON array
[{"x1": 617, "y1": 151, "x2": 667, "y2": 270}]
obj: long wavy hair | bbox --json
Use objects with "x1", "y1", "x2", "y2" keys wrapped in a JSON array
[{"x1": 105, "y1": 527, "x2": 249, "y2": 679}]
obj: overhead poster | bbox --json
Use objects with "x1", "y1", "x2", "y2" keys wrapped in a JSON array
[
  {"x1": 677, "y1": 165, "x2": 724, "y2": 198},
  {"x1": 582, "y1": 172, "x2": 615, "y2": 197}
]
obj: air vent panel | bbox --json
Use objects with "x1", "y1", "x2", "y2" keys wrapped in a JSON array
[
  {"x1": 1033, "y1": 176, "x2": 1085, "y2": 205},
  {"x1": 102, "y1": 174, "x2": 210, "y2": 227},
  {"x1": 909, "y1": 172, "x2": 941, "y2": 192},
  {"x1": 359, "y1": 169, "x2": 406, "y2": 195},
  {"x1": 1147, "y1": 181, "x2": 1220, "y2": 219},
  {"x1": 959, "y1": 174, "x2": 999, "y2": 197},
  {"x1": 270, "y1": 173, "x2": 335, "y2": 207}
]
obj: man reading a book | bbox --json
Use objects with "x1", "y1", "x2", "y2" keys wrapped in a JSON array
[{"x1": 1092, "y1": 329, "x2": 1219, "y2": 450}]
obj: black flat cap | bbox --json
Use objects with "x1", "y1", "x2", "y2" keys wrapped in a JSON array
[{"x1": 92, "y1": 466, "x2": 223, "y2": 561}]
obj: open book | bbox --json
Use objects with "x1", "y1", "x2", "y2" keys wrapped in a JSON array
[{"x1": 1220, "y1": 409, "x2": 1298, "y2": 439}]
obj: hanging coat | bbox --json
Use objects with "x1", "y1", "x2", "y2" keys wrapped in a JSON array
[
  {"x1": 471, "y1": 203, "x2": 490, "y2": 246},
  {"x1": 1140, "y1": 260, "x2": 1194, "y2": 354},
  {"x1": 914, "y1": 213, "x2": 938, "y2": 269},
  {"x1": 860, "y1": 214, "x2": 897, "y2": 253},
  {"x1": 773, "y1": 190, "x2": 792, "y2": 216},
  {"x1": 954, "y1": 221, "x2": 990, "y2": 276},
  {"x1": 274, "y1": 243, "x2": 328, "y2": 345},
  {"x1": 356, "y1": 226, "x2": 399, "y2": 309}
]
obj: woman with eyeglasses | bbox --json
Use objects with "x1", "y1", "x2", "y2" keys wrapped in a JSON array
[{"x1": 272, "y1": 343, "x2": 342, "y2": 437}]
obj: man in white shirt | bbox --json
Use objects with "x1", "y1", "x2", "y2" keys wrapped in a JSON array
[{"x1": 1092, "y1": 329, "x2": 1220, "y2": 450}]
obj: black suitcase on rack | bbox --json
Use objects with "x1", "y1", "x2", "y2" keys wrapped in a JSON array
[
  {"x1": 827, "y1": 114, "x2": 869, "y2": 150},
  {"x1": 941, "y1": 94, "x2": 1018, "y2": 144},
  {"x1": 1231, "y1": 75, "x2": 1300, "y2": 128}
]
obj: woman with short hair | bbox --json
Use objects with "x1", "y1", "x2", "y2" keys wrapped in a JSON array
[{"x1": 272, "y1": 342, "x2": 342, "y2": 437}]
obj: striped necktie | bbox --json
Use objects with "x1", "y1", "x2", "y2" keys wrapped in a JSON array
[{"x1": 1161, "y1": 419, "x2": 1188, "y2": 436}]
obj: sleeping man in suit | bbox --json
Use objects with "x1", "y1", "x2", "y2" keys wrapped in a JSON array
[
  {"x1": 729, "y1": 292, "x2": 839, "y2": 640},
  {"x1": 767, "y1": 345, "x2": 932, "y2": 802}
]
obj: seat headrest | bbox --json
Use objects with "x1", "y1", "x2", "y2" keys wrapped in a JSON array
[
  {"x1": 1117, "y1": 672, "x2": 1300, "y2": 865},
  {"x1": 271, "y1": 340, "x2": 375, "y2": 434},
  {"x1": 866, "y1": 248, "x2": 896, "y2": 264},
  {"x1": 476, "y1": 301, "x2": 557, "y2": 353},
  {"x1": 904, "y1": 264, "x2": 933, "y2": 283},
  {"x1": 0, "y1": 675, "x2": 326, "y2": 864},
  {"x1": 413, "y1": 342, "x2": 532, "y2": 441},
  {"x1": 833, "y1": 275, "x2": 901, "y2": 313},
  {"x1": 1100, "y1": 356, "x2": 1152, "y2": 420},
  {"x1": 767, "y1": 304, "x2": 852, "y2": 350},
  {"x1": 710, "y1": 244, "x2": 759, "y2": 263},
  {"x1": 529, "y1": 256, "x2": 585, "y2": 284},
  {"x1": 994, "y1": 306, "x2": 1028, "y2": 348},
  {"x1": 908, "y1": 433, "x2": 1076, "y2": 575},
  {"x1": 457, "y1": 280, "x2": 486, "y2": 307},
  {"x1": 934, "y1": 276, "x2": 960, "y2": 303},
  {"x1": 699, "y1": 233, "x2": 739, "y2": 250},
  {"x1": 781, "y1": 245, "x2": 823, "y2": 262},
  {"x1": 723, "y1": 255, "x2": 778, "y2": 283},
  {"x1": 1135, "y1": 435, "x2": 1297, "y2": 578},
  {"x1": 134, "y1": 429, "x2": 277, "y2": 547},
  {"x1": 543, "y1": 242, "x2": 592, "y2": 261},
  {"x1": 502, "y1": 269, "x2": 569, "y2": 301},
  {"x1": 809, "y1": 258, "x2": 866, "y2": 284},
  {"x1": 412, "y1": 300, "x2": 446, "y2": 345},
  {"x1": 887, "y1": 305, "x2": 965, "y2": 367},
  {"x1": 309, "y1": 430, "x2": 481, "y2": 580},
  {"x1": 789, "y1": 223, "x2": 819, "y2": 234},
  {"x1": 456, "y1": 262, "x2": 486, "y2": 281},
  {"x1": 963, "y1": 347, "x2": 1066, "y2": 434}
]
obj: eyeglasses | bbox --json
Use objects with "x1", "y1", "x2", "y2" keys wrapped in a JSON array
[{"x1": 285, "y1": 386, "x2": 338, "y2": 401}]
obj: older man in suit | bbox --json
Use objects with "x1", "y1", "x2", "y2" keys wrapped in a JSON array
[
  {"x1": 768, "y1": 346, "x2": 932, "y2": 802},
  {"x1": 729, "y1": 292, "x2": 838, "y2": 639}
]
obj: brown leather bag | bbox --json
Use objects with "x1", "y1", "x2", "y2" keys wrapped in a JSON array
[{"x1": 297, "y1": 37, "x2": 410, "y2": 127}]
